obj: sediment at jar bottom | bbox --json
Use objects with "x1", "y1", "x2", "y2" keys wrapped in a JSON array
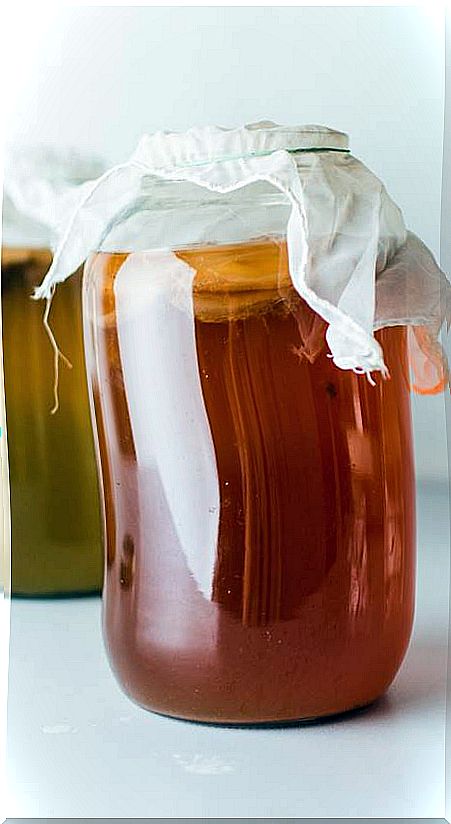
[
  {"x1": 2, "y1": 247, "x2": 103, "y2": 595},
  {"x1": 85, "y1": 240, "x2": 415, "y2": 723}
]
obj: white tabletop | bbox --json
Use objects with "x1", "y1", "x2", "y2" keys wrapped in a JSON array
[{"x1": 6, "y1": 482, "x2": 449, "y2": 818}]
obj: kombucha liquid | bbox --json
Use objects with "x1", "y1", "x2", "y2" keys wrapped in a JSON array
[
  {"x1": 2, "y1": 249, "x2": 102, "y2": 595},
  {"x1": 84, "y1": 239, "x2": 415, "y2": 723}
]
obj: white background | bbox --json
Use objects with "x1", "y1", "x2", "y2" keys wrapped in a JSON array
[
  {"x1": 443, "y1": 12, "x2": 451, "y2": 822},
  {"x1": 3, "y1": 5, "x2": 450, "y2": 819},
  {"x1": 3, "y1": 4, "x2": 448, "y2": 482}
]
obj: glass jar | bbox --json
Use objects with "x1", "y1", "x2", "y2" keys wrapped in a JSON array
[
  {"x1": 0, "y1": 297, "x2": 10, "y2": 596},
  {"x1": 82, "y1": 180, "x2": 416, "y2": 723},
  {"x1": 2, "y1": 247, "x2": 102, "y2": 595}
]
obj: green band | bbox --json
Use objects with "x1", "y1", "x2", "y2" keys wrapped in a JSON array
[{"x1": 171, "y1": 146, "x2": 351, "y2": 170}]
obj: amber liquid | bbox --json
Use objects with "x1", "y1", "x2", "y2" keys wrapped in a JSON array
[
  {"x1": 2, "y1": 249, "x2": 102, "y2": 595},
  {"x1": 84, "y1": 240, "x2": 415, "y2": 723}
]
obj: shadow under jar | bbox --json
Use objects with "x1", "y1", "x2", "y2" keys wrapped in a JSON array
[{"x1": 82, "y1": 205, "x2": 415, "y2": 724}]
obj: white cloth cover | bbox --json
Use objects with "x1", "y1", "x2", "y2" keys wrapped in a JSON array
[
  {"x1": 33, "y1": 122, "x2": 451, "y2": 378},
  {"x1": 2, "y1": 145, "x2": 106, "y2": 248}
]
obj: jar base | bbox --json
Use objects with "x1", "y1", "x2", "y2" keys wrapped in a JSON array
[
  {"x1": 11, "y1": 588, "x2": 102, "y2": 599},
  {"x1": 132, "y1": 695, "x2": 383, "y2": 728}
]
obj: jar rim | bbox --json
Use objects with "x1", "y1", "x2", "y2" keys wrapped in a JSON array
[{"x1": 132, "y1": 121, "x2": 350, "y2": 171}]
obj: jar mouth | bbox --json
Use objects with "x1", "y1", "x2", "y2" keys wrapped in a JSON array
[{"x1": 1, "y1": 247, "x2": 51, "y2": 266}]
